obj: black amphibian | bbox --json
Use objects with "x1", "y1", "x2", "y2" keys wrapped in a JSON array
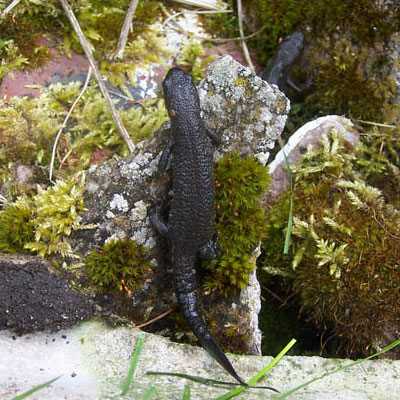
[
  {"x1": 149, "y1": 67, "x2": 247, "y2": 386},
  {"x1": 260, "y1": 31, "x2": 305, "y2": 93}
]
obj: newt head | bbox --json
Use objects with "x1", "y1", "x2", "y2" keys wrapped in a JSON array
[{"x1": 163, "y1": 67, "x2": 199, "y2": 118}]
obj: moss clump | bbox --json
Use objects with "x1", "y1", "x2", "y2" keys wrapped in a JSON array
[
  {"x1": 304, "y1": 38, "x2": 396, "y2": 121},
  {"x1": 205, "y1": 0, "x2": 399, "y2": 64},
  {"x1": 0, "y1": 0, "x2": 167, "y2": 82},
  {"x1": 0, "y1": 172, "x2": 92, "y2": 257},
  {"x1": 25, "y1": 172, "x2": 93, "y2": 257},
  {"x1": 0, "y1": 197, "x2": 35, "y2": 254},
  {"x1": 262, "y1": 130, "x2": 400, "y2": 356},
  {"x1": 355, "y1": 126, "x2": 400, "y2": 208},
  {"x1": 204, "y1": 1, "x2": 399, "y2": 124},
  {"x1": 176, "y1": 38, "x2": 215, "y2": 84},
  {"x1": 0, "y1": 15, "x2": 51, "y2": 78},
  {"x1": 204, "y1": 153, "x2": 270, "y2": 295},
  {"x1": 85, "y1": 238, "x2": 151, "y2": 294},
  {"x1": 0, "y1": 81, "x2": 167, "y2": 184}
]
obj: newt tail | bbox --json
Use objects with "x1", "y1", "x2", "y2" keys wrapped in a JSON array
[{"x1": 174, "y1": 254, "x2": 247, "y2": 386}]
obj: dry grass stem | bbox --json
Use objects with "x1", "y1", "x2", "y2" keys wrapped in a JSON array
[{"x1": 58, "y1": 0, "x2": 135, "y2": 154}]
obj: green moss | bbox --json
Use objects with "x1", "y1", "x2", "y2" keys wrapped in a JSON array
[
  {"x1": 304, "y1": 38, "x2": 396, "y2": 121},
  {"x1": 85, "y1": 238, "x2": 151, "y2": 293},
  {"x1": 176, "y1": 38, "x2": 216, "y2": 84},
  {"x1": 0, "y1": 196, "x2": 35, "y2": 254},
  {"x1": 25, "y1": 171, "x2": 94, "y2": 257},
  {"x1": 355, "y1": 126, "x2": 400, "y2": 208},
  {"x1": 0, "y1": 15, "x2": 52, "y2": 78},
  {"x1": 0, "y1": 172, "x2": 92, "y2": 257},
  {"x1": 204, "y1": 1, "x2": 399, "y2": 124},
  {"x1": 0, "y1": 81, "x2": 168, "y2": 183},
  {"x1": 0, "y1": 0, "x2": 167, "y2": 83},
  {"x1": 204, "y1": 153, "x2": 270, "y2": 295},
  {"x1": 205, "y1": 1, "x2": 398, "y2": 64},
  {"x1": 262, "y1": 130, "x2": 400, "y2": 356}
]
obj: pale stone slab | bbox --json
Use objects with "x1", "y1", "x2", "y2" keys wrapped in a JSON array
[{"x1": 1, "y1": 320, "x2": 399, "y2": 400}]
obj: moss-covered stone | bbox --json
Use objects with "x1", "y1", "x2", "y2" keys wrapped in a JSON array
[
  {"x1": 262, "y1": 129, "x2": 400, "y2": 357},
  {"x1": 204, "y1": 153, "x2": 270, "y2": 295},
  {"x1": 0, "y1": 197, "x2": 34, "y2": 254}
]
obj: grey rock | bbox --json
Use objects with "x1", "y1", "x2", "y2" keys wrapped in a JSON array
[
  {"x1": 198, "y1": 54, "x2": 290, "y2": 165},
  {"x1": 70, "y1": 55, "x2": 289, "y2": 355}
]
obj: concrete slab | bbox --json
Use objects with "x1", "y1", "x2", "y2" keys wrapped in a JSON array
[{"x1": 1, "y1": 320, "x2": 399, "y2": 399}]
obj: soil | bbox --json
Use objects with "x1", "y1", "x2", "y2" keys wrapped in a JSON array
[{"x1": 0, "y1": 254, "x2": 94, "y2": 334}]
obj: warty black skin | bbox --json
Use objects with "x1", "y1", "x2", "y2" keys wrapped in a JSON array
[{"x1": 149, "y1": 67, "x2": 247, "y2": 386}]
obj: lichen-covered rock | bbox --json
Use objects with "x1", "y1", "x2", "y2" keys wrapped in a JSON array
[
  {"x1": 198, "y1": 54, "x2": 290, "y2": 165},
  {"x1": 71, "y1": 55, "x2": 289, "y2": 355}
]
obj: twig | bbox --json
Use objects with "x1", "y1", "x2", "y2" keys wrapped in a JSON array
[
  {"x1": 164, "y1": 22, "x2": 266, "y2": 44},
  {"x1": 161, "y1": 4, "x2": 262, "y2": 43},
  {"x1": 0, "y1": 0, "x2": 21, "y2": 18},
  {"x1": 135, "y1": 307, "x2": 175, "y2": 329},
  {"x1": 371, "y1": 206, "x2": 400, "y2": 239},
  {"x1": 209, "y1": 27, "x2": 266, "y2": 43},
  {"x1": 279, "y1": 292, "x2": 296, "y2": 308},
  {"x1": 237, "y1": 0, "x2": 255, "y2": 74},
  {"x1": 0, "y1": 194, "x2": 8, "y2": 207},
  {"x1": 163, "y1": 9, "x2": 232, "y2": 27},
  {"x1": 58, "y1": 148, "x2": 74, "y2": 170},
  {"x1": 108, "y1": 90, "x2": 157, "y2": 104},
  {"x1": 185, "y1": 9, "x2": 232, "y2": 14},
  {"x1": 114, "y1": 0, "x2": 139, "y2": 60},
  {"x1": 353, "y1": 119, "x2": 396, "y2": 129},
  {"x1": 58, "y1": 0, "x2": 135, "y2": 154},
  {"x1": 170, "y1": 0, "x2": 223, "y2": 10},
  {"x1": 49, "y1": 68, "x2": 92, "y2": 183},
  {"x1": 259, "y1": 282, "x2": 285, "y2": 304}
]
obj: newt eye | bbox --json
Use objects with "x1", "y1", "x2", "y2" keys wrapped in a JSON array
[{"x1": 169, "y1": 108, "x2": 176, "y2": 117}]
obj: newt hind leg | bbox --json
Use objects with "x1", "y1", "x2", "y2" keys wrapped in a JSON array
[
  {"x1": 199, "y1": 238, "x2": 220, "y2": 261},
  {"x1": 148, "y1": 203, "x2": 169, "y2": 237}
]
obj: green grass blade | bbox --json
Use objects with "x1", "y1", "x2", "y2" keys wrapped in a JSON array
[
  {"x1": 11, "y1": 375, "x2": 62, "y2": 400},
  {"x1": 182, "y1": 384, "x2": 191, "y2": 400},
  {"x1": 282, "y1": 150, "x2": 293, "y2": 255},
  {"x1": 283, "y1": 150, "x2": 293, "y2": 192},
  {"x1": 277, "y1": 337, "x2": 400, "y2": 399},
  {"x1": 214, "y1": 338, "x2": 297, "y2": 400},
  {"x1": 147, "y1": 371, "x2": 240, "y2": 386},
  {"x1": 283, "y1": 195, "x2": 293, "y2": 254},
  {"x1": 121, "y1": 334, "x2": 145, "y2": 395},
  {"x1": 141, "y1": 386, "x2": 156, "y2": 400}
]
